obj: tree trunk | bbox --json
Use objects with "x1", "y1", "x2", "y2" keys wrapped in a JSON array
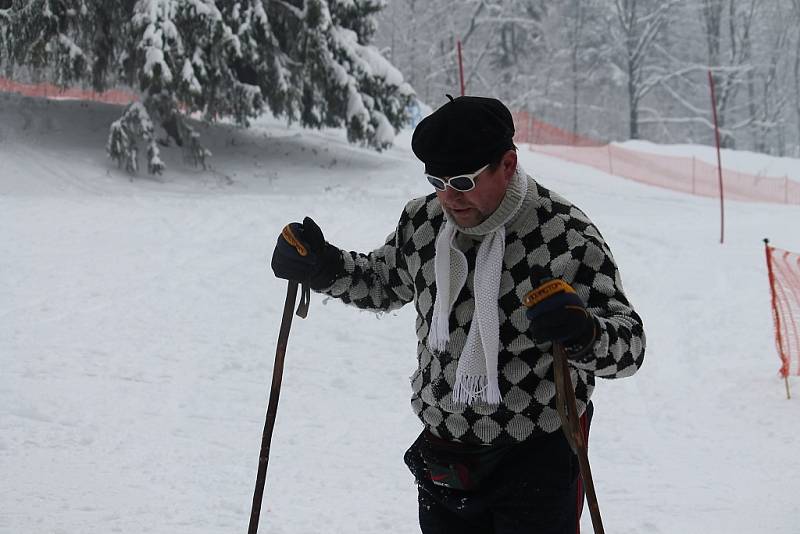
[
  {"x1": 628, "y1": 59, "x2": 639, "y2": 139},
  {"x1": 795, "y1": 31, "x2": 800, "y2": 155}
]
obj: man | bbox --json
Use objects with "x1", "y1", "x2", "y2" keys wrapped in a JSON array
[{"x1": 271, "y1": 95, "x2": 645, "y2": 534}]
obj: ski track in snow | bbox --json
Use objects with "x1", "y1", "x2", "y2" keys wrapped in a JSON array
[{"x1": 1, "y1": 93, "x2": 800, "y2": 533}]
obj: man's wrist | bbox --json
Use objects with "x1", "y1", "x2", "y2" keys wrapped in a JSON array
[
  {"x1": 307, "y1": 243, "x2": 344, "y2": 290},
  {"x1": 562, "y1": 314, "x2": 598, "y2": 360}
]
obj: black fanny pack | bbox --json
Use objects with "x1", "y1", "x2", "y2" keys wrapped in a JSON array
[{"x1": 405, "y1": 430, "x2": 512, "y2": 491}]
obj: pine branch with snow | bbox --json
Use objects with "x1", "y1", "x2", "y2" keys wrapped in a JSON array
[
  {"x1": 107, "y1": 102, "x2": 164, "y2": 175},
  {"x1": 285, "y1": 0, "x2": 413, "y2": 150}
]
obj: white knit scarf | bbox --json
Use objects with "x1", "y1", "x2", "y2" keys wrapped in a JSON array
[{"x1": 427, "y1": 168, "x2": 528, "y2": 405}]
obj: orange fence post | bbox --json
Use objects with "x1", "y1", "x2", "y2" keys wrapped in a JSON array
[
  {"x1": 708, "y1": 70, "x2": 725, "y2": 244},
  {"x1": 786, "y1": 176, "x2": 790, "y2": 205},
  {"x1": 457, "y1": 40, "x2": 465, "y2": 97}
]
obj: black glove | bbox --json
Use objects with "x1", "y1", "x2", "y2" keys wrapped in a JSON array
[
  {"x1": 524, "y1": 278, "x2": 596, "y2": 356},
  {"x1": 271, "y1": 217, "x2": 339, "y2": 288}
]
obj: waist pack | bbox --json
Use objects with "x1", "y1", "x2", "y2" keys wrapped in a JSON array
[{"x1": 405, "y1": 430, "x2": 513, "y2": 491}]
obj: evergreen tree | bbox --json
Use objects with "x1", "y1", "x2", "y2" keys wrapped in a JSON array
[
  {"x1": 0, "y1": 0, "x2": 413, "y2": 174},
  {"x1": 0, "y1": 4, "x2": 9, "y2": 69},
  {"x1": 294, "y1": 0, "x2": 412, "y2": 148}
]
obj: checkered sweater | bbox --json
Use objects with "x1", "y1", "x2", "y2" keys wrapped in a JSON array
[{"x1": 318, "y1": 174, "x2": 645, "y2": 445}]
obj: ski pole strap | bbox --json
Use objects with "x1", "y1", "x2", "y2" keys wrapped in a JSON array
[{"x1": 296, "y1": 283, "x2": 310, "y2": 318}]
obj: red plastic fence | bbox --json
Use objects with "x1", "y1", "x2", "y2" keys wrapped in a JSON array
[
  {"x1": 764, "y1": 241, "x2": 800, "y2": 379},
  {"x1": 0, "y1": 77, "x2": 137, "y2": 105},
  {"x1": 512, "y1": 110, "x2": 800, "y2": 206},
  {"x1": 512, "y1": 111, "x2": 601, "y2": 148}
]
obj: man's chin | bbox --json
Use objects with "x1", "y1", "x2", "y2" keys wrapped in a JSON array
[{"x1": 446, "y1": 207, "x2": 481, "y2": 227}]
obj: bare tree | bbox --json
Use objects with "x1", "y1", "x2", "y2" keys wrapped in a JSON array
[
  {"x1": 700, "y1": 0, "x2": 760, "y2": 147},
  {"x1": 372, "y1": 0, "x2": 800, "y2": 154},
  {"x1": 792, "y1": 0, "x2": 800, "y2": 154},
  {"x1": 609, "y1": 0, "x2": 680, "y2": 139}
]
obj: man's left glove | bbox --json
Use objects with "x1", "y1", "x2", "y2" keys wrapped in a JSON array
[
  {"x1": 524, "y1": 278, "x2": 597, "y2": 357},
  {"x1": 271, "y1": 216, "x2": 339, "y2": 289}
]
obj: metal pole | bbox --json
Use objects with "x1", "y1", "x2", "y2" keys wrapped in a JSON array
[
  {"x1": 457, "y1": 40, "x2": 465, "y2": 97},
  {"x1": 708, "y1": 70, "x2": 725, "y2": 244},
  {"x1": 248, "y1": 281, "x2": 305, "y2": 534},
  {"x1": 552, "y1": 342, "x2": 605, "y2": 534}
]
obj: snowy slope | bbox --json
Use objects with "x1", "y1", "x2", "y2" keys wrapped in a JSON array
[
  {"x1": 2, "y1": 92, "x2": 800, "y2": 534},
  {"x1": 618, "y1": 139, "x2": 800, "y2": 182}
]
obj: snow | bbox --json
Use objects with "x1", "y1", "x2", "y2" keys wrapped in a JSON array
[
  {"x1": 143, "y1": 41, "x2": 174, "y2": 85},
  {"x1": 2, "y1": 91, "x2": 800, "y2": 533},
  {"x1": 58, "y1": 33, "x2": 85, "y2": 62},
  {"x1": 331, "y1": 26, "x2": 409, "y2": 89},
  {"x1": 619, "y1": 139, "x2": 800, "y2": 182},
  {"x1": 182, "y1": 60, "x2": 202, "y2": 95}
]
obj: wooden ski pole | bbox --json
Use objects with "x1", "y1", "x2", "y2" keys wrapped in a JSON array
[
  {"x1": 552, "y1": 342, "x2": 605, "y2": 534},
  {"x1": 248, "y1": 280, "x2": 309, "y2": 534}
]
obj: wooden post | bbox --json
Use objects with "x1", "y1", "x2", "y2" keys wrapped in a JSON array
[
  {"x1": 692, "y1": 156, "x2": 696, "y2": 195},
  {"x1": 607, "y1": 144, "x2": 614, "y2": 175}
]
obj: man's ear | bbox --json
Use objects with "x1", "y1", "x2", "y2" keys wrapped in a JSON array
[{"x1": 502, "y1": 150, "x2": 518, "y2": 181}]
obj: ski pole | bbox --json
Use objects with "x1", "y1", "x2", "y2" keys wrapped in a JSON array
[
  {"x1": 248, "y1": 280, "x2": 310, "y2": 534},
  {"x1": 552, "y1": 341, "x2": 605, "y2": 534}
]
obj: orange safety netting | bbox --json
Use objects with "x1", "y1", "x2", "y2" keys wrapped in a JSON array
[
  {"x1": 512, "y1": 110, "x2": 800, "y2": 206},
  {"x1": 0, "y1": 76, "x2": 137, "y2": 105},
  {"x1": 765, "y1": 242, "x2": 800, "y2": 378}
]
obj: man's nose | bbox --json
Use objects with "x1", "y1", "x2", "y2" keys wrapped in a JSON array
[{"x1": 440, "y1": 185, "x2": 463, "y2": 202}]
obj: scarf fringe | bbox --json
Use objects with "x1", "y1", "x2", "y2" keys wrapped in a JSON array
[
  {"x1": 427, "y1": 312, "x2": 449, "y2": 353},
  {"x1": 452, "y1": 373, "x2": 502, "y2": 405}
]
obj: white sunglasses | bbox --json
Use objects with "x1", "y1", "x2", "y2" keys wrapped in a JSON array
[{"x1": 426, "y1": 164, "x2": 490, "y2": 192}]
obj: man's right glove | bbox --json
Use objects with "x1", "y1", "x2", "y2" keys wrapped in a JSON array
[
  {"x1": 271, "y1": 216, "x2": 339, "y2": 289},
  {"x1": 523, "y1": 278, "x2": 597, "y2": 358}
]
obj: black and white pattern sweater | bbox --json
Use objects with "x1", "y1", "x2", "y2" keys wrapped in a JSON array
[{"x1": 318, "y1": 173, "x2": 645, "y2": 446}]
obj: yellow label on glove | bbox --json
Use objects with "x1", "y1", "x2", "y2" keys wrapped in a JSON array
[
  {"x1": 523, "y1": 279, "x2": 575, "y2": 308},
  {"x1": 281, "y1": 225, "x2": 308, "y2": 257}
]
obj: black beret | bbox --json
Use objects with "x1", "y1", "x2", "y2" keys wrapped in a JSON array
[{"x1": 412, "y1": 95, "x2": 515, "y2": 177}]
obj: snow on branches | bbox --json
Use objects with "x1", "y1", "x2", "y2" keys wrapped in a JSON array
[
  {"x1": 2, "y1": 0, "x2": 412, "y2": 174},
  {"x1": 107, "y1": 102, "x2": 165, "y2": 175}
]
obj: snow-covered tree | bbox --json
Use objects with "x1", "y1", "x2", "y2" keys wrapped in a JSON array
[
  {"x1": 2, "y1": 0, "x2": 90, "y2": 85},
  {"x1": 279, "y1": 0, "x2": 413, "y2": 149},
  {"x1": 0, "y1": 0, "x2": 413, "y2": 174},
  {"x1": 0, "y1": 4, "x2": 9, "y2": 70}
]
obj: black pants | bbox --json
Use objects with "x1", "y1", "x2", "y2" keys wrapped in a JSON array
[{"x1": 405, "y1": 406, "x2": 591, "y2": 534}]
